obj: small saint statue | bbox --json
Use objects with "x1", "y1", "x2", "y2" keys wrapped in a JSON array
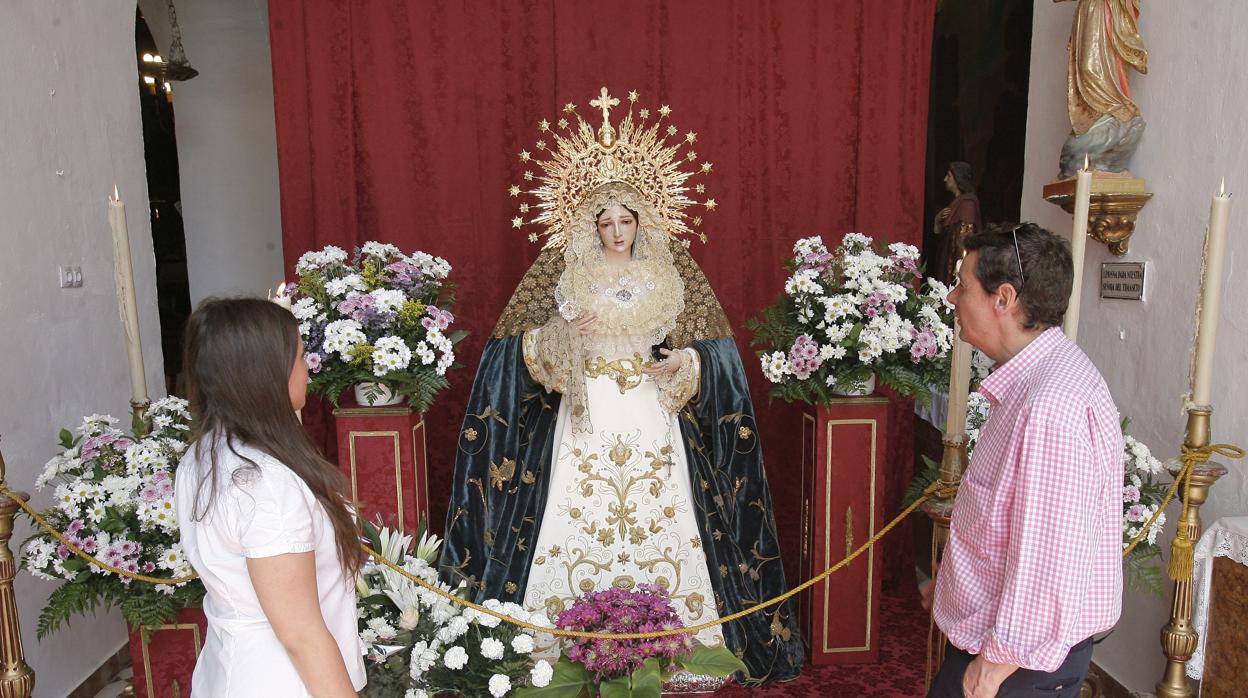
[{"x1": 1056, "y1": 0, "x2": 1149, "y2": 178}]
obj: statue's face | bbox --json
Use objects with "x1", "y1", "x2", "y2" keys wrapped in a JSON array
[
  {"x1": 944, "y1": 169, "x2": 958, "y2": 195},
  {"x1": 596, "y1": 204, "x2": 637, "y2": 257}
]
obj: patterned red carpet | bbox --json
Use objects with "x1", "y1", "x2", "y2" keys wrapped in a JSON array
[{"x1": 713, "y1": 589, "x2": 930, "y2": 697}]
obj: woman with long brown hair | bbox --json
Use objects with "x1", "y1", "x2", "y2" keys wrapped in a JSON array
[{"x1": 174, "y1": 298, "x2": 365, "y2": 696}]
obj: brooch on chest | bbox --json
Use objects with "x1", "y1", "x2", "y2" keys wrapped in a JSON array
[{"x1": 591, "y1": 276, "x2": 656, "y2": 306}]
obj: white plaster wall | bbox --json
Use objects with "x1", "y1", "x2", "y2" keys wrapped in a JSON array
[
  {"x1": 0, "y1": 2, "x2": 167, "y2": 695},
  {"x1": 139, "y1": 0, "x2": 284, "y2": 305},
  {"x1": 1022, "y1": 1, "x2": 1248, "y2": 692}
]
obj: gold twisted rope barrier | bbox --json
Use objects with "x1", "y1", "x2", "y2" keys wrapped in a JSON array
[
  {"x1": 10, "y1": 451, "x2": 1217, "y2": 643},
  {"x1": 7, "y1": 489, "x2": 199, "y2": 585},
  {"x1": 5, "y1": 481, "x2": 954, "y2": 640}
]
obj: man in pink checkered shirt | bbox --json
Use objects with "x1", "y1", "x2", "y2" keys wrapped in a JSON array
[{"x1": 925, "y1": 223, "x2": 1123, "y2": 698}]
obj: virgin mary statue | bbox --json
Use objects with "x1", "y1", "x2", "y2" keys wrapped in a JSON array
[{"x1": 440, "y1": 88, "x2": 803, "y2": 685}]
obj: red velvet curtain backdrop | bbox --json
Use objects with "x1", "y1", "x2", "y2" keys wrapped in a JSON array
[{"x1": 268, "y1": 0, "x2": 936, "y2": 592}]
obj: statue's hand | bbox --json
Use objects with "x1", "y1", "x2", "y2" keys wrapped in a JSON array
[
  {"x1": 642, "y1": 348, "x2": 683, "y2": 376},
  {"x1": 573, "y1": 313, "x2": 598, "y2": 336}
]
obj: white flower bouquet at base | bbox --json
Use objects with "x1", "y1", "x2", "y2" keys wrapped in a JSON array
[{"x1": 356, "y1": 520, "x2": 551, "y2": 697}]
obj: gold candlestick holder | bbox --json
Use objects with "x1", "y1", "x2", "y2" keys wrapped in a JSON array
[
  {"x1": 921, "y1": 433, "x2": 967, "y2": 689},
  {"x1": 1156, "y1": 405, "x2": 1227, "y2": 698},
  {"x1": 0, "y1": 445, "x2": 36, "y2": 698},
  {"x1": 130, "y1": 400, "x2": 151, "y2": 437}
]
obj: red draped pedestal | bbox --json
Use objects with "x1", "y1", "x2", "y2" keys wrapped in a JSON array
[
  {"x1": 799, "y1": 397, "x2": 890, "y2": 665},
  {"x1": 126, "y1": 607, "x2": 208, "y2": 698},
  {"x1": 332, "y1": 405, "x2": 430, "y2": 532}
]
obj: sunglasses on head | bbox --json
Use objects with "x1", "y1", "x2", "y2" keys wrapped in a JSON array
[{"x1": 1010, "y1": 224, "x2": 1027, "y2": 288}]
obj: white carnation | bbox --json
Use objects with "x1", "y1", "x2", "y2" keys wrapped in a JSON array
[
  {"x1": 488, "y1": 673, "x2": 512, "y2": 697},
  {"x1": 443, "y1": 645, "x2": 469, "y2": 670},
  {"x1": 530, "y1": 659, "x2": 554, "y2": 688},
  {"x1": 510, "y1": 633, "x2": 535, "y2": 654},
  {"x1": 479, "y1": 637, "x2": 505, "y2": 660}
]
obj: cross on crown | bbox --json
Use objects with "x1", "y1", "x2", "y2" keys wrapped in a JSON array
[{"x1": 590, "y1": 87, "x2": 620, "y2": 127}]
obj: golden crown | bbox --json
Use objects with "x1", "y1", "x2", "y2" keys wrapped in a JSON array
[{"x1": 509, "y1": 87, "x2": 716, "y2": 249}]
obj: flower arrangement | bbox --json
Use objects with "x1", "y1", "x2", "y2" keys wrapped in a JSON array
[
  {"x1": 747, "y1": 233, "x2": 954, "y2": 403},
  {"x1": 521, "y1": 585, "x2": 746, "y2": 698},
  {"x1": 20, "y1": 398, "x2": 203, "y2": 637},
  {"x1": 355, "y1": 521, "x2": 550, "y2": 697},
  {"x1": 906, "y1": 401, "x2": 1171, "y2": 594},
  {"x1": 1120, "y1": 425, "x2": 1170, "y2": 594},
  {"x1": 291, "y1": 241, "x2": 464, "y2": 411}
]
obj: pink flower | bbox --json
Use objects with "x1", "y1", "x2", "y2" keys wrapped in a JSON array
[
  {"x1": 1123, "y1": 485, "x2": 1141, "y2": 504},
  {"x1": 556, "y1": 585, "x2": 693, "y2": 681},
  {"x1": 305, "y1": 352, "x2": 323, "y2": 373},
  {"x1": 427, "y1": 306, "x2": 455, "y2": 330}
]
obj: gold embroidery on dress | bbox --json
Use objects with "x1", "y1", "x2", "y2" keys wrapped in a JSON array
[
  {"x1": 584, "y1": 354, "x2": 648, "y2": 393},
  {"x1": 489, "y1": 458, "x2": 516, "y2": 490},
  {"x1": 526, "y1": 428, "x2": 716, "y2": 624}
]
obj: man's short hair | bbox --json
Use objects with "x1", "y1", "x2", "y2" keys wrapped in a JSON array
[{"x1": 962, "y1": 222, "x2": 1072, "y2": 329}]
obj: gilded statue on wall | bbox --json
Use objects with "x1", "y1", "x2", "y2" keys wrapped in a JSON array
[{"x1": 1056, "y1": 0, "x2": 1149, "y2": 178}]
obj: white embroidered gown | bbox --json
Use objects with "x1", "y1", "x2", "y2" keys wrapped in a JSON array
[{"x1": 521, "y1": 261, "x2": 725, "y2": 650}]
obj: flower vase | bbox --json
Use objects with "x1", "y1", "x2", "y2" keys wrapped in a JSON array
[
  {"x1": 353, "y1": 383, "x2": 403, "y2": 407},
  {"x1": 831, "y1": 373, "x2": 876, "y2": 397}
]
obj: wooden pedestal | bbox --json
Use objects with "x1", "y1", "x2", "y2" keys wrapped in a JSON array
[
  {"x1": 799, "y1": 397, "x2": 889, "y2": 665},
  {"x1": 332, "y1": 405, "x2": 430, "y2": 533}
]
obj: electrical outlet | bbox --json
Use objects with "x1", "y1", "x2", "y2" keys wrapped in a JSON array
[{"x1": 58, "y1": 265, "x2": 83, "y2": 288}]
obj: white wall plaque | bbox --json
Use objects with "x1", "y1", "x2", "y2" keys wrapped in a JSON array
[{"x1": 1100, "y1": 261, "x2": 1145, "y2": 300}]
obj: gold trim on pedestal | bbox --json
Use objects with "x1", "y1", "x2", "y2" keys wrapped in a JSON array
[
  {"x1": 333, "y1": 406, "x2": 414, "y2": 417},
  {"x1": 798, "y1": 412, "x2": 816, "y2": 649},
  {"x1": 412, "y1": 420, "x2": 428, "y2": 517},
  {"x1": 1042, "y1": 174, "x2": 1153, "y2": 256},
  {"x1": 844, "y1": 506, "x2": 854, "y2": 559},
  {"x1": 822, "y1": 418, "x2": 877, "y2": 654},
  {"x1": 139, "y1": 622, "x2": 201, "y2": 698},
  {"x1": 347, "y1": 431, "x2": 403, "y2": 531},
  {"x1": 0, "y1": 447, "x2": 34, "y2": 698}
]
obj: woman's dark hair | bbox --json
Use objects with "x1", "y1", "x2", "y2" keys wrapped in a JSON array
[
  {"x1": 183, "y1": 298, "x2": 361, "y2": 576},
  {"x1": 948, "y1": 161, "x2": 976, "y2": 194},
  {"x1": 962, "y1": 222, "x2": 1072, "y2": 330}
]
